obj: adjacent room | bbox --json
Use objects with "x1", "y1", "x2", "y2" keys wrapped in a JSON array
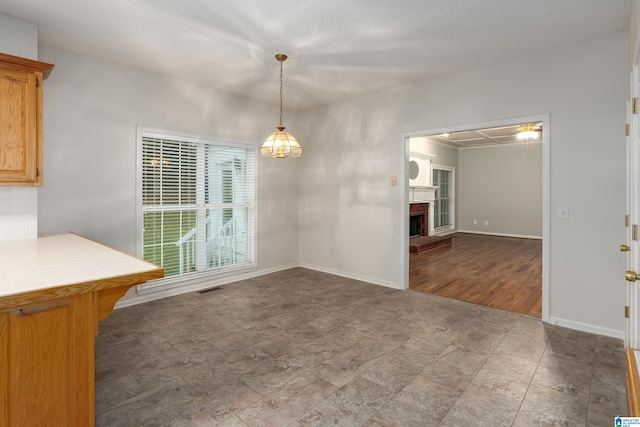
[
  {"x1": 0, "y1": 0, "x2": 637, "y2": 425},
  {"x1": 408, "y1": 123, "x2": 543, "y2": 318}
]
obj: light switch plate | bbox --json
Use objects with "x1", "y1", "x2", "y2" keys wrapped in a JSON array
[{"x1": 558, "y1": 206, "x2": 569, "y2": 220}]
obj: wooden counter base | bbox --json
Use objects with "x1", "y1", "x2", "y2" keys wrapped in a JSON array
[{"x1": 0, "y1": 234, "x2": 163, "y2": 427}]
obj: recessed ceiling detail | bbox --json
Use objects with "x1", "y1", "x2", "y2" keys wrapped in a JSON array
[{"x1": 426, "y1": 123, "x2": 543, "y2": 149}]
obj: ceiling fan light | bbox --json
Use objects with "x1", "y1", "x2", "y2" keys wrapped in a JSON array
[{"x1": 517, "y1": 124, "x2": 541, "y2": 140}]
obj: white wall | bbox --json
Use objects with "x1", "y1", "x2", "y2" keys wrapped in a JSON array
[
  {"x1": 0, "y1": 14, "x2": 37, "y2": 59},
  {"x1": 409, "y1": 137, "x2": 459, "y2": 230},
  {"x1": 37, "y1": 47, "x2": 300, "y2": 304},
  {"x1": 410, "y1": 138, "x2": 459, "y2": 170},
  {"x1": 630, "y1": 0, "x2": 640, "y2": 73},
  {"x1": 4, "y1": 15, "x2": 627, "y2": 335},
  {"x1": 458, "y1": 142, "x2": 542, "y2": 237},
  {"x1": 298, "y1": 32, "x2": 627, "y2": 337},
  {"x1": 0, "y1": 14, "x2": 39, "y2": 241},
  {"x1": 409, "y1": 137, "x2": 542, "y2": 238}
]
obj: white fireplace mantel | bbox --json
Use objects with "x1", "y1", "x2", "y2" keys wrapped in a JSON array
[{"x1": 409, "y1": 186, "x2": 437, "y2": 203}]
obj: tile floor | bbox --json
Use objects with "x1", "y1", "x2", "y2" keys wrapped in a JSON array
[{"x1": 95, "y1": 268, "x2": 628, "y2": 426}]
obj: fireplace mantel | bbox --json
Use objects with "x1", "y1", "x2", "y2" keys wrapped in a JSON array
[{"x1": 409, "y1": 186, "x2": 437, "y2": 203}]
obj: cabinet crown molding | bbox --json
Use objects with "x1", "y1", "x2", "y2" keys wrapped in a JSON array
[{"x1": 0, "y1": 52, "x2": 54, "y2": 79}]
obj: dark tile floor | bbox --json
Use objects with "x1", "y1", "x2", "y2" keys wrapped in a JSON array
[{"x1": 95, "y1": 268, "x2": 627, "y2": 426}]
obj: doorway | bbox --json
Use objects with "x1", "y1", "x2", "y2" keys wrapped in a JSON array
[{"x1": 403, "y1": 115, "x2": 550, "y2": 321}]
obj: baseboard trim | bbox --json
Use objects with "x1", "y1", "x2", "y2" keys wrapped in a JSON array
[
  {"x1": 433, "y1": 229, "x2": 458, "y2": 237},
  {"x1": 114, "y1": 262, "x2": 623, "y2": 340},
  {"x1": 115, "y1": 263, "x2": 299, "y2": 309},
  {"x1": 118, "y1": 262, "x2": 402, "y2": 310},
  {"x1": 457, "y1": 230, "x2": 542, "y2": 240},
  {"x1": 548, "y1": 316, "x2": 624, "y2": 339},
  {"x1": 298, "y1": 263, "x2": 402, "y2": 290}
]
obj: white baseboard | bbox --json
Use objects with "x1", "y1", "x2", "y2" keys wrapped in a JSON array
[
  {"x1": 457, "y1": 230, "x2": 542, "y2": 240},
  {"x1": 115, "y1": 263, "x2": 299, "y2": 309},
  {"x1": 548, "y1": 316, "x2": 624, "y2": 339},
  {"x1": 433, "y1": 228, "x2": 458, "y2": 237},
  {"x1": 117, "y1": 262, "x2": 401, "y2": 309},
  {"x1": 298, "y1": 263, "x2": 403, "y2": 290},
  {"x1": 115, "y1": 262, "x2": 623, "y2": 341}
]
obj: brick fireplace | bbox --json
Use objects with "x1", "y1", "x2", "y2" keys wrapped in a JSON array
[{"x1": 409, "y1": 203, "x2": 429, "y2": 237}]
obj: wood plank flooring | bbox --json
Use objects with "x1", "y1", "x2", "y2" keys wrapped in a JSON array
[{"x1": 409, "y1": 233, "x2": 542, "y2": 318}]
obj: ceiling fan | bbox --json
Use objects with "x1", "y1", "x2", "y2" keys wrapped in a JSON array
[{"x1": 515, "y1": 122, "x2": 542, "y2": 140}]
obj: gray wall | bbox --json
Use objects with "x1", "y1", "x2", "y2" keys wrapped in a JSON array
[
  {"x1": 298, "y1": 32, "x2": 626, "y2": 337},
  {"x1": 8, "y1": 16, "x2": 625, "y2": 336},
  {"x1": 37, "y1": 47, "x2": 301, "y2": 304},
  {"x1": 409, "y1": 138, "x2": 459, "y2": 229},
  {"x1": 409, "y1": 137, "x2": 542, "y2": 237},
  {"x1": 458, "y1": 142, "x2": 542, "y2": 237},
  {"x1": 0, "y1": 14, "x2": 39, "y2": 241}
]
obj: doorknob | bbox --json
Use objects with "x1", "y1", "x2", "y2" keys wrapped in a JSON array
[
  {"x1": 626, "y1": 271, "x2": 640, "y2": 282},
  {"x1": 621, "y1": 244, "x2": 631, "y2": 252}
]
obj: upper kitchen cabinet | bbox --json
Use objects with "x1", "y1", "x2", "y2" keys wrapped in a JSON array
[{"x1": 0, "y1": 52, "x2": 53, "y2": 186}]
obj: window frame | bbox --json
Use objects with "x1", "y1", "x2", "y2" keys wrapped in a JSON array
[
  {"x1": 432, "y1": 165, "x2": 455, "y2": 233},
  {"x1": 135, "y1": 127, "x2": 258, "y2": 293}
]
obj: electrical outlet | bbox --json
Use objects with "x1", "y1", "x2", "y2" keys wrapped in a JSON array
[
  {"x1": 330, "y1": 247, "x2": 336, "y2": 255},
  {"x1": 473, "y1": 220, "x2": 477, "y2": 225},
  {"x1": 484, "y1": 220, "x2": 489, "y2": 226}
]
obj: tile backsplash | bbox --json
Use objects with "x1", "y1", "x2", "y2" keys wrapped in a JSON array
[{"x1": 0, "y1": 187, "x2": 38, "y2": 240}]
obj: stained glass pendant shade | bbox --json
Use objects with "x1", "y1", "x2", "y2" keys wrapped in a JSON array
[{"x1": 260, "y1": 54, "x2": 302, "y2": 158}]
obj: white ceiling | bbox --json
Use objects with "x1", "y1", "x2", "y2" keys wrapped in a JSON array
[
  {"x1": 0, "y1": 0, "x2": 630, "y2": 109},
  {"x1": 426, "y1": 123, "x2": 543, "y2": 148}
]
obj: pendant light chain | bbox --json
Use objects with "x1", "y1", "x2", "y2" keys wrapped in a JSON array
[
  {"x1": 279, "y1": 58, "x2": 284, "y2": 128},
  {"x1": 260, "y1": 53, "x2": 301, "y2": 158}
]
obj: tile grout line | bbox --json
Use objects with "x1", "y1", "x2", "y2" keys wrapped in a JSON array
[{"x1": 509, "y1": 328, "x2": 553, "y2": 426}]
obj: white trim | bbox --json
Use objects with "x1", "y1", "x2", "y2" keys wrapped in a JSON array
[
  {"x1": 117, "y1": 262, "x2": 403, "y2": 309},
  {"x1": 457, "y1": 140, "x2": 542, "y2": 150},
  {"x1": 549, "y1": 316, "x2": 624, "y2": 339},
  {"x1": 432, "y1": 164, "x2": 455, "y2": 232},
  {"x1": 627, "y1": 63, "x2": 639, "y2": 348},
  {"x1": 136, "y1": 125, "x2": 260, "y2": 261},
  {"x1": 457, "y1": 230, "x2": 542, "y2": 240},
  {"x1": 116, "y1": 263, "x2": 297, "y2": 309},
  {"x1": 433, "y1": 227, "x2": 457, "y2": 236},
  {"x1": 298, "y1": 263, "x2": 402, "y2": 290},
  {"x1": 135, "y1": 125, "x2": 258, "y2": 293},
  {"x1": 135, "y1": 264, "x2": 257, "y2": 295},
  {"x1": 402, "y1": 113, "x2": 550, "y2": 324}
]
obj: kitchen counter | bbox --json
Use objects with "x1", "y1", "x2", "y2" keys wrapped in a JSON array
[{"x1": 0, "y1": 233, "x2": 163, "y2": 426}]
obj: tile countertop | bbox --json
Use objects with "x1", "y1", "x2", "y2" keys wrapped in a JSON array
[{"x1": 0, "y1": 233, "x2": 161, "y2": 299}]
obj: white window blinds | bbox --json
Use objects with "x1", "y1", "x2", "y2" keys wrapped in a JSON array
[{"x1": 138, "y1": 130, "x2": 256, "y2": 292}]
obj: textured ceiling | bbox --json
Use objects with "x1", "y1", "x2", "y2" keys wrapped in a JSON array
[{"x1": 0, "y1": 0, "x2": 630, "y2": 109}]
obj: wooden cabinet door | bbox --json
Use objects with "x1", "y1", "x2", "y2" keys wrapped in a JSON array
[
  {"x1": 0, "y1": 66, "x2": 40, "y2": 185},
  {"x1": 0, "y1": 293, "x2": 96, "y2": 426}
]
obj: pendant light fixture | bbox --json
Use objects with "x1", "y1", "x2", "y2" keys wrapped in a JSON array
[{"x1": 260, "y1": 53, "x2": 302, "y2": 158}]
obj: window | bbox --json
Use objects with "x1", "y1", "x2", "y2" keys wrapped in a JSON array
[
  {"x1": 432, "y1": 167, "x2": 454, "y2": 230},
  {"x1": 137, "y1": 129, "x2": 256, "y2": 292}
]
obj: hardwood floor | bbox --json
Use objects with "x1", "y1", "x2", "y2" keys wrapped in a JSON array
[{"x1": 409, "y1": 233, "x2": 542, "y2": 318}]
